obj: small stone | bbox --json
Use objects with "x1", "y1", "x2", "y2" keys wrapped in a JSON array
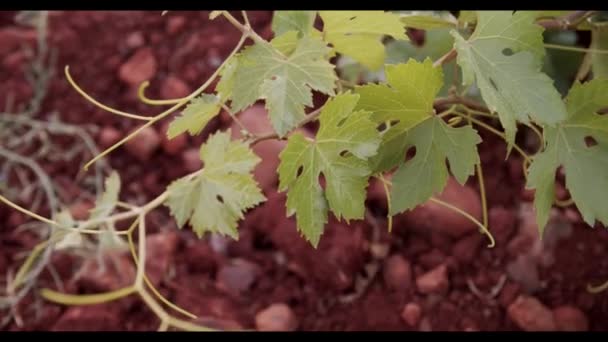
[
  {"x1": 255, "y1": 303, "x2": 298, "y2": 331},
  {"x1": 52, "y1": 304, "x2": 121, "y2": 331},
  {"x1": 98, "y1": 126, "x2": 122, "y2": 149},
  {"x1": 166, "y1": 16, "x2": 186, "y2": 35},
  {"x1": 451, "y1": 233, "x2": 483, "y2": 263},
  {"x1": 118, "y1": 47, "x2": 157, "y2": 86},
  {"x1": 182, "y1": 148, "x2": 202, "y2": 172},
  {"x1": 401, "y1": 303, "x2": 422, "y2": 327},
  {"x1": 553, "y1": 306, "x2": 589, "y2": 331},
  {"x1": 498, "y1": 281, "x2": 521, "y2": 308},
  {"x1": 489, "y1": 206, "x2": 516, "y2": 244},
  {"x1": 418, "y1": 248, "x2": 446, "y2": 269},
  {"x1": 124, "y1": 126, "x2": 161, "y2": 161},
  {"x1": 416, "y1": 264, "x2": 449, "y2": 295},
  {"x1": 144, "y1": 232, "x2": 180, "y2": 286},
  {"x1": 124, "y1": 31, "x2": 145, "y2": 49},
  {"x1": 382, "y1": 254, "x2": 412, "y2": 292},
  {"x1": 160, "y1": 121, "x2": 188, "y2": 156},
  {"x1": 216, "y1": 259, "x2": 261, "y2": 295},
  {"x1": 401, "y1": 177, "x2": 481, "y2": 238},
  {"x1": 507, "y1": 295, "x2": 556, "y2": 331},
  {"x1": 160, "y1": 75, "x2": 191, "y2": 99},
  {"x1": 69, "y1": 201, "x2": 94, "y2": 221}
]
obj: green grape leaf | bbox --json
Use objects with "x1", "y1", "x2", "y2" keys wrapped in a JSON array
[
  {"x1": 89, "y1": 172, "x2": 120, "y2": 221},
  {"x1": 165, "y1": 131, "x2": 265, "y2": 238},
  {"x1": 389, "y1": 116, "x2": 481, "y2": 215},
  {"x1": 355, "y1": 58, "x2": 443, "y2": 172},
  {"x1": 399, "y1": 11, "x2": 458, "y2": 30},
  {"x1": 591, "y1": 23, "x2": 608, "y2": 79},
  {"x1": 452, "y1": 11, "x2": 568, "y2": 146},
  {"x1": 319, "y1": 11, "x2": 408, "y2": 71},
  {"x1": 272, "y1": 11, "x2": 317, "y2": 37},
  {"x1": 229, "y1": 33, "x2": 337, "y2": 137},
  {"x1": 216, "y1": 57, "x2": 237, "y2": 100},
  {"x1": 278, "y1": 93, "x2": 380, "y2": 247},
  {"x1": 167, "y1": 94, "x2": 221, "y2": 139},
  {"x1": 527, "y1": 79, "x2": 608, "y2": 234},
  {"x1": 53, "y1": 210, "x2": 83, "y2": 251}
]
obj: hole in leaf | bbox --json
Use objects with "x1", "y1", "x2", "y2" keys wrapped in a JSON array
[
  {"x1": 489, "y1": 77, "x2": 498, "y2": 91},
  {"x1": 296, "y1": 165, "x2": 304, "y2": 178},
  {"x1": 376, "y1": 122, "x2": 388, "y2": 132},
  {"x1": 337, "y1": 117, "x2": 348, "y2": 127},
  {"x1": 502, "y1": 48, "x2": 514, "y2": 56},
  {"x1": 216, "y1": 195, "x2": 224, "y2": 203},
  {"x1": 318, "y1": 174, "x2": 327, "y2": 189},
  {"x1": 339, "y1": 150, "x2": 350, "y2": 157},
  {"x1": 389, "y1": 120, "x2": 400, "y2": 127},
  {"x1": 585, "y1": 136, "x2": 598, "y2": 147},
  {"x1": 348, "y1": 16, "x2": 357, "y2": 21},
  {"x1": 270, "y1": 75, "x2": 277, "y2": 81},
  {"x1": 404, "y1": 146, "x2": 416, "y2": 163}
]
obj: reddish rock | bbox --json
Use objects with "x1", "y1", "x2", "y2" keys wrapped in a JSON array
[
  {"x1": 52, "y1": 304, "x2": 122, "y2": 331},
  {"x1": 401, "y1": 303, "x2": 422, "y2": 327},
  {"x1": 118, "y1": 47, "x2": 157, "y2": 86},
  {"x1": 160, "y1": 75, "x2": 191, "y2": 99},
  {"x1": 69, "y1": 201, "x2": 94, "y2": 221},
  {"x1": 0, "y1": 27, "x2": 37, "y2": 55},
  {"x1": 418, "y1": 248, "x2": 446, "y2": 269},
  {"x1": 489, "y1": 206, "x2": 516, "y2": 244},
  {"x1": 74, "y1": 253, "x2": 136, "y2": 293},
  {"x1": 98, "y1": 126, "x2": 122, "y2": 149},
  {"x1": 124, "y1": 31, "x2": 145, "y2": 49},
  {"x1": 507, "y1": 295, "x2": 556, "y2": 331},
  {"x1": 416, "y1": 264, "x2": 449, "y2": 294},
  {"x1": 216, "y1": 259, "x2": 261, "y2": 295},
  {"x1": 498, "y1": 281, "x2": 521, "y2": 308},
  {"x1": 166, "y1": 16, "x2": 186, "y2": 35},
  {"x1": 400, "y1": 177, "x2": 482, "y2": 238},
  {"x1": 124, "y1": 126, "x2": 161, "y2": 161},
  {"x1": 144, "y1": 232, "x2": 180, "y2": 286},
  {"x1": 382, "y1": 254, "x2": 412, "y2": 292},
  {"x1": 553, "y1": 306, "x2": 589, "y2": 331},
  {"x1": 160, "y1": 121, "x2": 188, "y2": 155},
  {"x1": 255, "y1": 303, "x2": 298, "y2": 331},
  {"x1": 451, "y1": 233, "x2": 483, "y2": 263},
  {"x1": 182, "y1": 148, "x2": 202, "y2": 172}
]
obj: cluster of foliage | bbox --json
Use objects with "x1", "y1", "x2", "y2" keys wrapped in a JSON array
[{"x1": 2, "y1": 10, "x2": 608, "y2": 330}]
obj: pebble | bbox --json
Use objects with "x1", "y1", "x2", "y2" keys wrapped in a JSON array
[
  {"x1": 382, "y1": 254, "x2": 412, "y2": 292},
  {"x1": 69, "y1": 201, "x2": 94, "y2": 221},
  {"x1": 401, "y1": 303, "x2": 422, "y2": 327},
  {"x1": 144, "y1": 232, "x2": 179, "y2": 286},
  {"x1": 402, "y1": 177, "x2": 482, "y2": 238},
  {"x1": 255, "y1": 303, "x2": 298, "y2": 331},
  {"x1": 166, "y1": 16, "x2": 186, "y2": 35},
  {"x1": 98, "y1": 126, "x2": 122, "y2": 149},
  {"x1": 416, "y1": 264, "x2": 449, "y2": 295},
  {"x1": 216, "y1": 259, "x2": 261, "y2": 295},
  {"x1": 124, "y1": 31, "x2": 145, "y2": 49},
  {"x1": 160, "y1": 75, "x2": 191, "y2": 99},
  {"x1": 451, "y1": 233, "x2": 483, "y2": 263},
  {"x1": 182, "y1": 148, "x2": 202, "y2": 172},
  {"x1": 488, "y1": 206, "x2": 516, "y2": 244},
  {"x1": 118, "y1": 47, "x2": 157, "y2": 86},
  {"x1": 124, "y1": 126, "x2": 161, "y2": 161},
  {"x1": 507, "y1": 295, "x2": 556, "y2": 331},
  {"x1": 553, "y1": 306, "x2": 589, "y2": 331},
  {"x1": 160, "y1": 121, "x2": 188, "y2": 156}
]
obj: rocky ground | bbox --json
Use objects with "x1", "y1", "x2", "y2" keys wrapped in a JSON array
[{"x1": 0, "y1": 11, "x2": 607, "y2": 331}]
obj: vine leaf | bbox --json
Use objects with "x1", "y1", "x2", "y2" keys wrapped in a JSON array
[
  {"x1": 271, "y1": 11, "x2": 317, "y2": 37},
  {"x1": 452, "y1": 10, "x2": 568, "y2": 146},
  {"x1": 165, "y1": 131, "x2": 265, "y2": 238},
  {"x1": 228, "y1": 32, "x2": 337, "y2": 137},
  {"x1": 355, "y1": 58, "x2": 481, "y2": 214},
  {"x1": 527, "y1": 79, "x2": 608, "y2": 234},
  {"x1": 278, "y1": 93, "x2": 380, "y2": 247},
  {"x1": 399, "y1": 11, "x2": 458, "y2": 30},
  {"x1": 319, "y1": 11, "x2": 408, "y2": 71},
  {"x1": 89, "y1": 171, "x2": 120, "y2": 221},
  {"x1": 389, "y1": 116, "x2": 481, "y2": 215},
  {"x1": 355, "y1": 58, "x2": 444, "y2": 172},
  {"x1": 167, "y1": 94, "x2": 222, "y2": 139}
]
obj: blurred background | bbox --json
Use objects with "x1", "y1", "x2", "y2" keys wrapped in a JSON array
[{"x1": 0, "y1": 10, "x2": 607, "y2": 331}]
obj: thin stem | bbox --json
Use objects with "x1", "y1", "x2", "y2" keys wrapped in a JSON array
[
  {"x1": 555, "y1": 197, "x2": 574, "y2": 207},
  {"x1": 64, "y1": 67, "x2": 154, "y2": 121},
  {"x1": 537, "y1": 11, "x2": 596, "y2": 30},
  {"x1": 0, "y1": 194, "x2": 58, "y2": 227},
  {"x1": 221, "y1": 11, "x2": 265, "y2": 44},
  {"x1": 40, "y1": 286, "x2": 136, "y2": 305},
  {"x1": 241, "y1": 11, "x2": 251, "y2": 27},
  {"x1": 430, "y1": 197, "x2": 495, "y2": 248},
  {"x1": 137, "y1": 81, "x2": 186, "y2": 106},
  {"x1": 138, "y1": 289, "x2": 214, "y2": 331},
  {"x1": 588, "y1": 279, "x2": 608, "y2": 294},
  {"x1": 377, "y1": 174, "x2": 393, "y2": 232},
  {"x1": 82, "y1": 34, "x2": 248, "y2": 170},
  {"x1": 433, "y1": 48, "x2": 457, "y2": 68},
  {"x1": 544, "y1": 43, "x2": 608, "y2": 54},
  {"x1": 476, "y1": 163, "x2": 489, "y2": 229},
  {"x1": 135, "y1": 215, "x2": 146, "y2": 288}
]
